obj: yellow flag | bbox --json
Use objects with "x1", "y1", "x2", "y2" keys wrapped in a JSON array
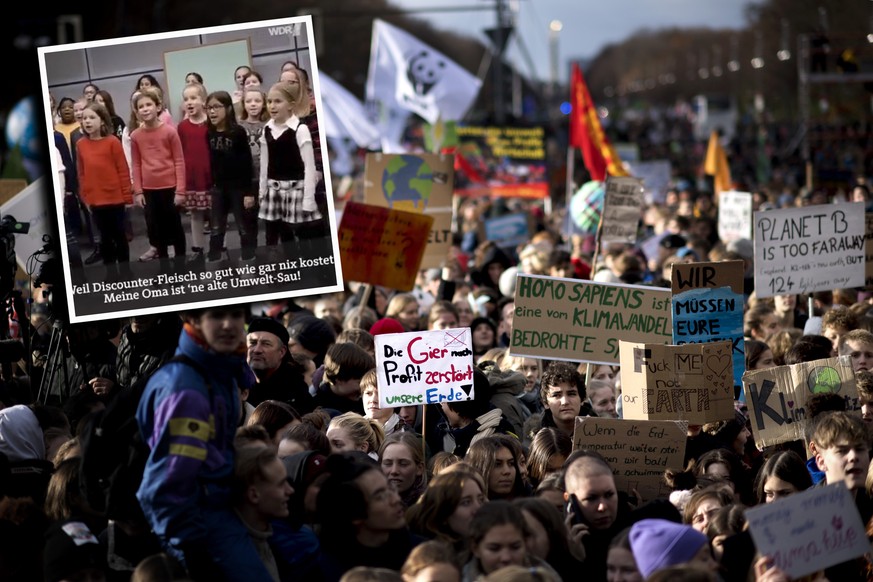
[{"x1": 704, "y1": 130, "x2": 732, "y2": 197}]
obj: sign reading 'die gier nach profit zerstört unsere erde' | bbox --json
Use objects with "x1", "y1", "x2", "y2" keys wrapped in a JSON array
[
  {"x1": 510, "y1": 274, "x2": 672, "y2": 365},
  {"x1": 375, "y1": 328, "x2": 475, "y2": 409},
  {"x1": 754, "y1": 203, "x2": 865, "y2": 298}
]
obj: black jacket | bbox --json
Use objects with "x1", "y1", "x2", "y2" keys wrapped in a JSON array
[
  {"x1": 115, "y1": 316, "x2": 182, "y2": 393},
  {"x1": 249, "y1": 360, "x2": 315, "y2": 414}
]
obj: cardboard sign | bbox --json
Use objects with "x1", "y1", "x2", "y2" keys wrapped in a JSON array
[
  {"x1": 364, "y1": 152, "x2": 454, "y2": 270},
  {"x1": 754, "y1": 203, "x2": 865, "y2": 298},
  {"x1": 483, "y1": 213, "x2": 531, "y2": 249},
  {"x1": 510, "y1": 274, "x2": 672, "y2": 365},
  {"x1": 619, "y1": 340, "x2": 735, "y2": 424},
  {"x1": 745, "y1": 482, "x2": 869, "y2": 579},
  {"x1": 453, "y1": 126, "x2": 548, "y2": 199},
  {"x1": 572, "y1": 417, "x2": 688, "y2": 501},
  {"x1": 600, "y1": 176, "x2": 644, "y2": 245},
  {"x1": 338, "y1": 201, "x2": 433, "y2": 291},
  {"x1": 865, "y1": 213, "x2": 873, "y2": 287},
  {"x1": 742, "y1": 356, "x2": 860, "y2": 448},
  {"x1": 375, "y1": 328, "x2": 474, "y2": 408},
  {"x1": 0, "y1": 179, "x2": 28, "y2": 203},
  {"x1": 671, "y1": 260, "x2": 746, "y2": 393},
  {"x1": 718, "y1": 191, "x2": 753, "y2": 243}
]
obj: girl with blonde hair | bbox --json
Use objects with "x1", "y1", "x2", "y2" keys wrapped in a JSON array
[{"x1": 326, "y1": 411, "x2": 384, "y2": 458}]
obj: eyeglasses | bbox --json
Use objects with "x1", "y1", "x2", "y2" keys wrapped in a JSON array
[{"x1": 206, "y1": 105, "x2": 224, "y2": 112}]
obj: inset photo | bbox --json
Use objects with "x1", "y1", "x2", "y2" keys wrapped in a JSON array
[{"x1": 38, "y1": 16, "x2": 342, "y2": 322}]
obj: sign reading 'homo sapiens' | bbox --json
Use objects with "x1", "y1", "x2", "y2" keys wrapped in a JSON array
[
  {"x1": 375, "y1": 328, "x2": 474, "y2": 409},
  {"x1": 510, "y1": 274, "x2": 672, "y2": 365},
  {"x1": 754, "y1": 203, "x2": 865, "y2": 298}
]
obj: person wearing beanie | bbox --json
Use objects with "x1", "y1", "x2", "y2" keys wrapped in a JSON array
[
  {"x1": 287, "y1": 315, "x2": 337, "y2": 369},
  {"x1": 629, "y1": 519, "x2": 718, "y2": 579},
  {"x1": 369, "y1": 317, "x2": 406, "y2": 337},
  {"x1": 43, "y1": 520, "x2": 107, "y2": 582},
  {"x1": 470, "y1": 316, "x2": 498, "y2": 363},
  {"x1": 247, "y1": 316, "x2": 315, "y2": 414}
]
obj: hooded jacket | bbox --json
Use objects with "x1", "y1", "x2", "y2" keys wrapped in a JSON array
[{"x1": 484, "y1": 367, "x2": 528, "y2": 438}]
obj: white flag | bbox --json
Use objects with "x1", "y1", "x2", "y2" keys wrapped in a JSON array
[
  {"x1": 319, "y1": 73, "x2": 380, "y2": 150},
  {"x1": 366, "y1": 19, "x2": 482, "y2": 128}
]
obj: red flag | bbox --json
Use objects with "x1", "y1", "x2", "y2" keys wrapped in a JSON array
[{"x1": 569, "y1": 64, "x2": 628, "y2": 181}]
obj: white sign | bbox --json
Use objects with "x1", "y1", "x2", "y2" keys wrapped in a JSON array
[
  {"x1": 375, "y1": 328, "x2": 475, "y2": 408},
  {"x1": 601, "y1": 176, "x2": 644, "y2": 245},
  {"x1": 745, "y1": 482, "x2": 870, "y2": 579},
  {"x1": 718, "y1": 191, "x2": 753, "y2": 243},
  {"x1": 754, "y1": 203, "x2": 865, "y2": 298},
  {"x1": 627, "y1": 160, "x2": 672, "y2": 205}
]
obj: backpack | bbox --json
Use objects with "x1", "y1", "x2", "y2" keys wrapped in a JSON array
[{"x1": 78, "y1": 354, "x2": 209, "y2": 522}]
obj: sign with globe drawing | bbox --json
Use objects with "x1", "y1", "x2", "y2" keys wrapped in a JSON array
[
  {"x1": 364, "y1": 153, "x2": 454, "y2": 270},
  {"x1": 742, "y1": 356, "x2": 861, "y2": 448}
]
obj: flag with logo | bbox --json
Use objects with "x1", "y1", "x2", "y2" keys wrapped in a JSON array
[
  {"x1": 705, "y1": 129, "x2": 733, "y2": 196},
  {"x1": 319, "y1": 73, "x2": 380, "y2": 150},
  {"x1": 569, "y1": 63, "x2": 628, "y2": 181},
  {"x1": 366, "y1": 19, "x2": 482, "y2": 134}
]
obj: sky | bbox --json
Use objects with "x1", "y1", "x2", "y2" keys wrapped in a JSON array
[{"x1": 389, "y1": 0, "x2": 758, "y2": 83}]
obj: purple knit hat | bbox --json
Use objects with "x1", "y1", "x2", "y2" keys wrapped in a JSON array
[{"x1": 629, "y1": 518, "x2": 709, "y2": 578}]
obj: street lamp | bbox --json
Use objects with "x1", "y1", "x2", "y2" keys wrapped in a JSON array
[{"x1": 549, "y1": 19, "x2": 563, "y2": 94}]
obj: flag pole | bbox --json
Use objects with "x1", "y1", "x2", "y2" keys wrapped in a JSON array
[
  {"x1": 565, "y1": 146, "x2": 575, "y2": 244},
  {"x1": 585, "y1": 187, "x2": 606, "y2": 385}
]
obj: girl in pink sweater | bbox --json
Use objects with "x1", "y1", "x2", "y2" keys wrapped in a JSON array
[{"x1": 130, "y1": 89, "x2": 187, "y2": 267}]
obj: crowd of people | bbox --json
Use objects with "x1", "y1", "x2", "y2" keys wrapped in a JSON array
[
  {"x1": 3, "y1": 167, "x2": 873, "y2": 581},
  {"x1": 49, "y1": 59, "x2": 325, "y2": 278}
]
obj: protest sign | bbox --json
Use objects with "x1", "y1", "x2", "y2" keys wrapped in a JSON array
[
  {"x1": 375, "y1": 328, "x2": 474, "y2": 408},
  {"x1": 454, "y1": 126, "x2": 548, "y2": 199},
  {"x1": 742, "y1": 356, "x2": 860, "y2": 448},
  {"x1": 600, "y1": 176, "x2": 644, "y2": 245},
  {"x1": 627, "y1": 160, "x2": 671, "y2": 205},
  {"x1": 572, "y1": 417, "x2": 687, "y2": 501},
  {"x1": 745, "y1": 482, "x2": 869, "y2": 579},
  {"x1": 364, "y1": 152, "x2": 454, "y2": 270},
  {"x1": 38, "y1": 17, "x2": 343, "y2": 322},
  {"x1": 339, "y1": 202, "x2": 433, "y2": 291},
  {"x1": 865, "y1": 213, "x2": 873, "y2": 287},
  {"x1": 718, "y1": 191, "x2": 753, "y2": 243},
  {"x1": 619, "y1": 340, "x2": 735, "y2": 424},
  {"x1": 754, "y1": 203, "x2": 865, "y2": 298},
  {"x1": 510, "y1": 274, "x2": 672, "y2": 365},
  {"x1": 483, "y1": 213, "x2": 532, "y2": 249},
  {"x1": 672, "y1": 260, "x2": 746, "y2": 395}
]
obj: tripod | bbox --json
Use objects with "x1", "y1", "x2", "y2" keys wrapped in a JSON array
[{"x1": 36, "y1": 320, "x2": 71, "y2": 405}]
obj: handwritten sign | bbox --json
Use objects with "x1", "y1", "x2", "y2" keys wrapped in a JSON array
[
  {"x1": 572, "y1": 417, "x2": 687, "y2": 501},
  {"x1": 338, "y1": 201, "x2": 433, "y2": 290},
  {"x1": 745, "y1": 482, "x2": 869, "y2": 579},
  {"x1": 375, "y1": 328, "x2": 474, "y2": 408},
  {"x1": 742, "y1": 356, "x2": 859, "y2": 449},
  {"x1": 600, "y1": 176, "x2": 644, "y2": 244},
  {"x1": 619, "y1": 340, "x2": 735, "y2": 424},
  {"x1": 754, "y1": 203, "x2": 865, "y2": 298},
  {"x1": 718, "y1": 191, "x2": 753, "y2": 243},
  {"x1": 510, "y1": 274, "x2": 672, "y2": 365},
  {"x1": 364, "y1": 153, "x2": 454, "y2": 270},
  {"x1": 865, "y1": 213, "x2": 873, "y2": 287},
  {"x1": 672, "y1": 261, "x2": 745, "y2": 394}
]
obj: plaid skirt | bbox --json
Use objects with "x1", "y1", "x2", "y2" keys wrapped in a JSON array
[{"x1": 258, "y1": 179, "x2": 322, "y2": 224}]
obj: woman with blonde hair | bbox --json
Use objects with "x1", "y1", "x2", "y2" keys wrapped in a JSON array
[
  {"x1": 379, "y1": 432, "x2": 427, "y2": 508},
  {"x1": 326, "y1": 411, "x2": 385, "y2": 458},
  {"x1": 385, "y1": 292, "x2": 422, "y2": 332},
  {"x1": 406, "y1": 466, "x2": 487, "y2": 552}
]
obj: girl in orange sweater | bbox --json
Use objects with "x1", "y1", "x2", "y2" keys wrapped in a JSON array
[{"x1": 76, "y1": 102, "x2": 132, "y2": 273}]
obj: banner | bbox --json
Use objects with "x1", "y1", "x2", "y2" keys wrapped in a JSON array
[
  {"x1": 510, "y1": 274, "x2": 672, "y2": 365},
  {"x1": 364, "y1": 153, "x2": 454, "y2": 270},
  {"x1": 746, "y1": 483, "x2": 869, "y2": 579},
  {"x1": 319, "y1": 73, "x2": 380, "y2": 149},
  {"x1": 366, "y1": 19, "x2": 482, "y2": 126},
  {"x1": 600, "y1": 176, "x2": 644, "y2": 245},
  {"x1": 754, "y1": 203, "x2": 865, "y2": 298},
  {"x1": 338, "y1": 201, "x2": 433, "y2": 290},
  {"x1": 718, "y1": 191, "x2": 753, "y2": 243},
  {"x1": 742, "y1": 356, "x2": 860, "y2": 448},
  {"x1": 672, "y1": 261, "x2": 746, "y2": 394},
  {"x1": 484, "y1": 213, "x2": 531, "y2": 249},
  {"x1": 619, "y1": 340, "x2": 735, "y2": 424},
  {"x1": 375, "y1": 328, "x2": 474, "y2": 408},
  {"x1": 572, "y1": 417, "x2": 687, "y2": 501},
  {"x1": 453, "y1": 126, "x2": 548, "y2": 199}
]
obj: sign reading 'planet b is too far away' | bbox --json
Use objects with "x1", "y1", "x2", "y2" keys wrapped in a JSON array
[
  {"x1": 375, "y1": 328, "x2": 475, "y2": 409},
  {"x1": 754, "y1": 203, "x2": 865, "y2": 298}
]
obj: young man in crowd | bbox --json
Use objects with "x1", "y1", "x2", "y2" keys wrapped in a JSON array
[
  {"x1": 539, "y1": 361, "x2": 594, "y2": 436},
  {"x1": 821, "y1": 309, "x2": 858, "y2": 355},
  {"x1": 838, "y1": 329, "x2": 873, "y2": 373},
  {"x1": 313, "y1": 342, "x2": 374, "y2": 416}
]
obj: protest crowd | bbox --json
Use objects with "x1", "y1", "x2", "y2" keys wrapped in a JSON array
[{"x1": 6, "y1": 6, "x2": 873, "y2": 582}]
